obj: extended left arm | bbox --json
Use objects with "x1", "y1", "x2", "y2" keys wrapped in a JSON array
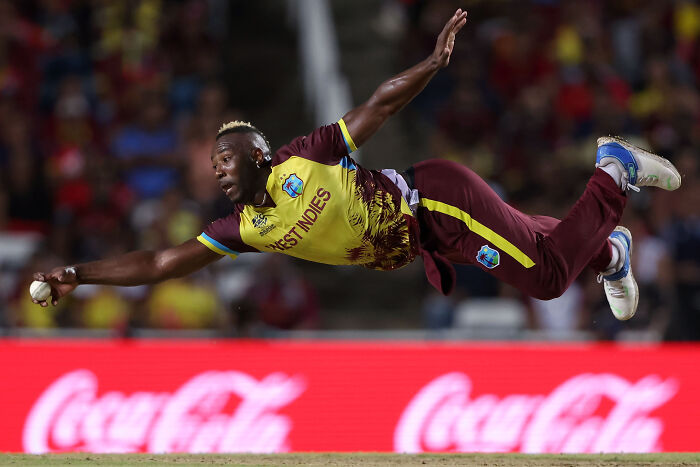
[{"x1": 342, "y1": 8, "x2": 467, "y2": 148}]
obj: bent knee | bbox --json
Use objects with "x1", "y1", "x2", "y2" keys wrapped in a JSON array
[{"x1": 531, "y1": 280, "x2": 569, "y2": 301}]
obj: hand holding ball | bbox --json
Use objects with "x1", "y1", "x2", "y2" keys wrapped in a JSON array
[
  {"x1": 30, "y1": 281, "x2": 52, "y2": 301},
  {"x1": 30, "y1": 267, "x2": 78, "y2": 306}
]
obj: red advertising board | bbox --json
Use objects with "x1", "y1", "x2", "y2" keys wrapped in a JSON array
[{"x1": 0, "y1": 340, "x2": 698, "y2": 453}]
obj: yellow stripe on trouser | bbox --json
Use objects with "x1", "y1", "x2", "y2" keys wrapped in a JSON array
[{"x1": 419, "y1": 198, "x2": 536, "y2": 269}]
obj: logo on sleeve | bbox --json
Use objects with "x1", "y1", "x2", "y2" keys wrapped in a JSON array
[
  {"x1": 476, "y1": 245, "x2": 500, "y2": 269},
  {"x1": 282, "y1": 174, "x2": 304, "y2": 198}
]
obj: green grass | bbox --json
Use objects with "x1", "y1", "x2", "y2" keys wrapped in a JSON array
[{"x1": 1, "y1": 453, "x2": 700, "y2": 466}]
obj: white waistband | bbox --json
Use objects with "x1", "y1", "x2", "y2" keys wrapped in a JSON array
[{"x1": 380, "y1": 169, "x2": 420, "y2": 215}]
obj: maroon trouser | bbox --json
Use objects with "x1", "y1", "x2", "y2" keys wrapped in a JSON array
[{"x1": 411, "y1": 160, "x2": 627, "y2": 299}]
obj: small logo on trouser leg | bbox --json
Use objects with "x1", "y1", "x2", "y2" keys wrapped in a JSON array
[{"x1": 476, "y1": 245, "x2": 500, "y2": 269}]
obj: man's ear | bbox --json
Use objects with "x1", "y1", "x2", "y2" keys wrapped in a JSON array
[{"x1": 252, "y1": 147, "x2": 272, "y2": 168}]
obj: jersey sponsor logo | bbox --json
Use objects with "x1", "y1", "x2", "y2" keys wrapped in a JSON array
[
  {"x1": 476, "y1": 245, "x2": 500, "y2": 269},
  {"x1": 252, "y1": 213, "x2": 267, "y2": 228},
  {"x1": 252, "y1": 213, "x2": 276, "y2": 236},
  {"x1": 282, "y1": 174, "x2": 304, "y2": 198}
]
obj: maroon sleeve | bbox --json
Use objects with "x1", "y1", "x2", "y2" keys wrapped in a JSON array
[
  {"x1": 199, "y1": 207, "x2": 259, "y2": 256},
  {"x1": 272, "y1": 123, "x2": 349, "y2": 166}
]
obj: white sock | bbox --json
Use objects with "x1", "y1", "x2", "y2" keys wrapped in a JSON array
[
  {"x1": 599, "y1": 162, "x2": 624, "y2": 189},
  {"x1": 603, "y1": 237, "x2": 625, "y2": 275}
]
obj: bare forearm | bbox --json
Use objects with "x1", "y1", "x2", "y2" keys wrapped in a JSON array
[
  {"x1": 73, "y1": 239, "x2": 220, "y2": 286},
  {"x1": 32, "y1": 239, "x2": 221, "y2": 306},
  {"x1": 342, "y1": 9, "x2": 467, "y2": 147},
  {"x1": 369, "y1": 57, "x2": 441, "y2": 117},
  {"x1": 74, "y1": 250, "x2": 168, "y2": 286},
  {"x1": 343, "y1": 58, "x2": 441, "y2": 148}
]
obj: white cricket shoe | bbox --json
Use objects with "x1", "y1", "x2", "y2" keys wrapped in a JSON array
[
  {"x1": 596, "y1": 136, "x2": 681, "y2": 192},
  {"x1": 598, "y1": 226, "x2": 639, "y2": 321}
]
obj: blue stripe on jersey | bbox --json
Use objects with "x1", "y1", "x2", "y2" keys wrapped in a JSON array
[
  {"x1": 339, "y1": 156, "x2": 356, "y2": 170},
  {"x1": 338, "y1": 118, "x2": 357, "y2": 153},
  {"x1": 342, "y1": 135, "x2": 352, "y2": 154},
  {"x1": 200, "y1": 232, "x2": 239, "y2": 255}
]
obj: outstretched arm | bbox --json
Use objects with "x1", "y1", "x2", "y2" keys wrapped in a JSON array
[
  {"x1": 32, "y1": 238, "x2": 222, "y2": 306},
  {"x1": 342, "y1": 8, "x2": 467, "y2": 148}
]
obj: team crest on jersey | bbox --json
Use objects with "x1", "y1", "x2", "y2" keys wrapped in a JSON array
[
  {"x1": 282, "y1": 174, "x2": 304, "y2": 198},
  {"x1": 476, "y1": 245, "x2": 500, "y2": 269}
]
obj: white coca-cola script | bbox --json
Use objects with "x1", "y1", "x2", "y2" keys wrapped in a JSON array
[
  {"x1": 23, "y1": 369, "x2": 305, "y2": 453},
  {"x1": 394, "y1": 372, "x2": 678, "y2": 453}
]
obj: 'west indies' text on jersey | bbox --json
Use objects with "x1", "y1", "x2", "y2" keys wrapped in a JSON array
[{"x1": 197, "y1": 120, "x2": 418, "y2": 270}]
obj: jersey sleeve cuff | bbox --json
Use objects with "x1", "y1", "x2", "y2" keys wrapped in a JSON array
[
  {"x1": 197, "y1": 233, "x2": 239, "y2": 259},
  {"x1": 338, "y1": 118, "x2": 358, "y2": 153}
]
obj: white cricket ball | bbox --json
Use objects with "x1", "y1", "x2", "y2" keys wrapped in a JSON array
[{"x1": 29, "y1": 281, "x2": 52, "y2": 301}]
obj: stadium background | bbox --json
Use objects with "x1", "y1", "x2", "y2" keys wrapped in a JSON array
[{"x1": 0, "y1": 0, "x2": 699, "y2": 455}]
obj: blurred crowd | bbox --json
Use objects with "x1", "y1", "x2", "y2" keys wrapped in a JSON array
[
  {"x1": 0, "y1": 0, "x2": 318, "y2": 335},
  {"x1": 0, "y1": 0, "x2": 698, "y2": 341}
]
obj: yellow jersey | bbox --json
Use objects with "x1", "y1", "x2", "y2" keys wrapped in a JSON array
[{"x1": 197, "y1": 120, "x2": 417, "y2": 271}]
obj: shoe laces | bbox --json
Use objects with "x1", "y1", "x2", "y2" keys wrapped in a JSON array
[
  {"x1": 621, "y1": 171, "x2": 641, "y2": 192},
  {"x1": 597, "y1": 274, "x2": 626, "y2": 298}
]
